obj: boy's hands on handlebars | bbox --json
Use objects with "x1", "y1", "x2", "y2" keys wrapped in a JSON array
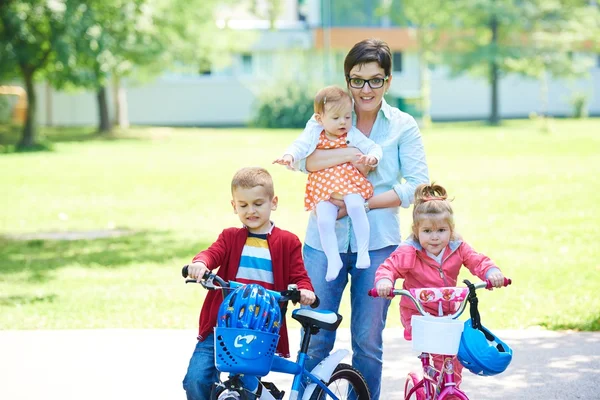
[
  {"x1": 186, "y1": 262, "x2": 209, "y2": 282},
  {"x1": 300, "y1": 289, "x2": 317, "y2": 306},
  {"x1": 375, "y1": 279, "x2": 394, "y2": 299}
]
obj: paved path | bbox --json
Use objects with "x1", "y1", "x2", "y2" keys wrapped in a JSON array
[{"x1": 1, "y1": 328, "x2": 598, "y2": 399}]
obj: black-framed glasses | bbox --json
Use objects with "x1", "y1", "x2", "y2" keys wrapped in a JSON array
[{"x1": 347, "y1": 76, "x2": 389, "y2": 89}]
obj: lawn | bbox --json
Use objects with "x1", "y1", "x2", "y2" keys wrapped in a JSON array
[{"x1": 1, "y1": 119, "x2": 599, "y2": 331}]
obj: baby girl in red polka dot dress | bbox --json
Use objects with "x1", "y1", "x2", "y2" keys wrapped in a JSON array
[{"x1": 274, "y1": 86, "x2": 382, "y2": 281}]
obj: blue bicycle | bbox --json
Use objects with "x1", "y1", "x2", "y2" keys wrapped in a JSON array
[{"x1": 183, "y1": 267, "x2": 370, "y2": 400}]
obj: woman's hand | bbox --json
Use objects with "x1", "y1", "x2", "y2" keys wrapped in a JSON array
[
  {"x1": 376, "y1": 279, "x2": 394, "y2": 299},
  {"x1": 299, "y1": 289, "x2": 316, "y2": 306},
  {"x1": 328, "y1": 198, "x2": 348, "y2": 219}
]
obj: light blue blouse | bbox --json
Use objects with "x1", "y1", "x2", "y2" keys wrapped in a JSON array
[{"x1": 299, "y1": 98, "x2": 430, "y2": 253}]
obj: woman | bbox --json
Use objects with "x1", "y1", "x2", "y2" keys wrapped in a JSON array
[{"x1": 299, "y1": 38, "x2": 429, "y2": 400}]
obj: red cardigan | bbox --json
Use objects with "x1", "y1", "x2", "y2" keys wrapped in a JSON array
[{"x1": 192, "y1": 225, "x2": 313, "y2": 357}]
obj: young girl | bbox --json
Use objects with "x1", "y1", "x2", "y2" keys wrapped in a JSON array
[
  {"x1": 374, "y1": 183, "x2": 505, "y2": 392},
  {"x1": 273, "y1": 85, "x2": 382, "y2": 282}
]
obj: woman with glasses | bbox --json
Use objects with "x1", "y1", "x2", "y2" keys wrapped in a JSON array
[{"x1": 296, "y1": 38, "x2": 430, "y2": 400}]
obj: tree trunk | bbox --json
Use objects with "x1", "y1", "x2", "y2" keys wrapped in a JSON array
[
  {"x1": 112, "y1": 75, "x2": 129, "y2": 129},
  {"x1": 97, "y1": 86, "x2": 112, "y2": 134},
  {"x1": 18, "y1": 70, "x2": 37, "y2": 149},
  {"x1": 489, "y1": 12, "x2": 500, "y2": 126},
  {"x1": 419, "y1": 51, "x2": 432, "y2": 129}
]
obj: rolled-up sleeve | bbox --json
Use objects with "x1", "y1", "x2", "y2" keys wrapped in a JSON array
[{"x1": 392, "y1": 117, "x2": 429, "y2": 208}]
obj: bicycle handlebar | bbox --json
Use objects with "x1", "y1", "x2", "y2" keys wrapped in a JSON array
[
  {"x1": 368, "y1": 278, "x2": 511, "y2": 319},
  {"x1": 182, "y1": 265, "x2": 320, "y2": 308}
]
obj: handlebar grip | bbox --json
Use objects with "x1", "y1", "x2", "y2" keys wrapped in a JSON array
[
  {"x1": 368, "y1": 288, "x2": 394, "y2": 298},
  {"x1": 311, "y1": 295, "x2": 320, "y2": 309},
  {"x1": 485, "y1": 277, "x2": 512, "y2": 289},
  {"x1": 182, "y1": 265, "x2": 211, "y2": 281}
]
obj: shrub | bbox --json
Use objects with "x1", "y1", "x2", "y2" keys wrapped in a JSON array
[{"x1": 252, "y1": 83, "x2": 320, "y2": 129}]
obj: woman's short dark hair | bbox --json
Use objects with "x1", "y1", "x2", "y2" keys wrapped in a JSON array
[{"x1": 344, "y1": 38, "x2": 392, "y2": 78}]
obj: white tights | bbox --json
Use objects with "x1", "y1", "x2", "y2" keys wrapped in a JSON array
[{"x1": 316, "y1": 193, "x2": 371, "y2": 282}]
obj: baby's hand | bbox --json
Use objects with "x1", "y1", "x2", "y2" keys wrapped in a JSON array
[
  {"x1": 272, "y1": 154, "x2": 294, "y2": 168},
  {"x1": 487, "y1": 271, "x2": 505, "y2": 288},
  {"x1": 376, "y1": 279, "x2": 394, "y2": 299},
  {"x1": 299, "y1": 289, "x2": 316, "y2": 306},
  {"x1": 355, "y1": 154, "x2": 378, "y2": 166}
]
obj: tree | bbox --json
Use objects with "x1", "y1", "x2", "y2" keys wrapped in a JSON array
[
  {"x1": 0, "y1": 0, "x2": 84, "y2": 148},
  {"x1": 443, "y1": 0, "x2": 525, "y2": 125},
  {"x1": 46, "y1": 0, "x2": 164, "y2": 134},
  {"x1": 504, "y1": 0, "x2": 600, "y2": 122},
  {"x1": 378, "y1": 0, "x2": 455, "y2": 128}
]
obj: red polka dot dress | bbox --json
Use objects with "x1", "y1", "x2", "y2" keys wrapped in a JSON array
[{"x1": 304, "y1": 131, "x2": 374, "y2": 211}]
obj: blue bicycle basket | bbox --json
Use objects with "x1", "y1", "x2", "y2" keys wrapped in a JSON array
[{"x1": 214, "y1": 284, "x2": 282, "y2": 376}]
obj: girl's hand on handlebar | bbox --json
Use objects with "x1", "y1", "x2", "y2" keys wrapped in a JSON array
[
  {"x1": 187, "y1": 262, "x2": 209, "y2": 282},
  {"x1": 487, "y1": 270, "x2": 505, "y2": 288},
  {"x1": 376, "y1": 279, "x2": 394, "y2": 299},
  {"x1": 300, "y1": 289, "x2": 316, "y2": 306}
]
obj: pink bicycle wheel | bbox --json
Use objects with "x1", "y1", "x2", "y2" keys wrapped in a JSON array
[{"x1": 404, "y1": 372, "x2": 425, "y2": 400}]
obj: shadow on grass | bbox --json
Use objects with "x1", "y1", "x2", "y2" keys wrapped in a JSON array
[
  {"x1": 0, "y1": 230, "x2": 209, "y2": 282},
  {"x1": 0, "y1": 124, "x2": 154, "y2": 153}
]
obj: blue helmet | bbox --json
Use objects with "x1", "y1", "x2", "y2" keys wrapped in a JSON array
[
  {"x1": 217, "y1": 284, "x2": 282, "y2": 334},
  {"x1": 457, "y1": 319, "x2": 513, "y2": 376}
]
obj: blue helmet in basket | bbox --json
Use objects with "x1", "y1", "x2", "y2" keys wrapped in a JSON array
[
  {"x1": 457, "y1": 319, "x2": 513, "y2": 376},
  {"x1": 217, "y1": 284, "x2": 282, "y2": 334}
]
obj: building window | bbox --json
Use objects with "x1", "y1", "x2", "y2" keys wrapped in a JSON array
[
  {"x1": 393, "y1": 52, "x2": 403, "y2": 73},
  {"x1": 241, "y1": 54, "x2": 253, "y2": 75}
]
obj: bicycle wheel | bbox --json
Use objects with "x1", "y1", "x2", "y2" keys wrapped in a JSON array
[
  {"x1": 404, "y1": 372, "x2": 425, "y2": 400},
  {"x1": 309, "y1": 363, "x2": 370, "y2": 400},
  {"x1": 210, "y1": 383, "x2": 249, "y2": 400}
]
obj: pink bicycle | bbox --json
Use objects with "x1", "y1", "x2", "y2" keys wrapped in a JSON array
[{"x1": 368, "y1": 278, "x2": 512, "y2": 400}]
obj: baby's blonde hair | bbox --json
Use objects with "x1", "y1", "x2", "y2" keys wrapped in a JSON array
[
  {"x1": 314, "y1": 85, "x2": 352, "y2": 115},
  {"x1": 231, "y1": 167, "x2": 275, "y2": 199},
  {"x1": 411, "y1": 183, "x2": 455, "y2": 239}
]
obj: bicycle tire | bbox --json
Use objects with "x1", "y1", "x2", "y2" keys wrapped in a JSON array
[
  {"x1": 309, "y1": 363, "x2": 370, "y2": 400},
  {"x1": 404, "y1": 372, "x2": 425, "y2": 400},
  {"x1": 210, "y1": 383, "x2": 249, "y2": 400}
]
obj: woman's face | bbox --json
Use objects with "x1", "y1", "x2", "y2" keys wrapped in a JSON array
[{"x1": 347, "y1": 61, "x2": 392, "y2": 115}]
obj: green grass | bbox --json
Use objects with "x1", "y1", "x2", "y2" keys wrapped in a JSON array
[{"x1": 1, "y1": 119, "x2": 599, "y2": 331}]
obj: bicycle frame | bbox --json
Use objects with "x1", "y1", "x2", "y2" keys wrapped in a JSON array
[
  {"x1": 369, "y1": 278, "x2": 511, "y2": 400},
  {"x1": 184, "y1": 268, "x2": 352, "y2": 400},
  {"x1": 405, "y1": 354, "x2": 468, "y2": 400}
]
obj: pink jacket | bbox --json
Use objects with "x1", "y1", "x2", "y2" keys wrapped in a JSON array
[{"x1": 375, "y1": 237, "x2": 500, "y2": 337}]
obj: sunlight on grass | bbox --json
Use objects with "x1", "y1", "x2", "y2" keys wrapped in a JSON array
[{"x1": 1, "y1": 120, "x2": 599, "y2": 331}]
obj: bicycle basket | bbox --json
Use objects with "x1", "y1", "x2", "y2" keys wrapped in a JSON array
[
  {"x1": 214, "y1": 327, "x2": 280, "y2": 376},
  {"x1": 411, "y1": 315, "x2": 464, "y2": 355}
]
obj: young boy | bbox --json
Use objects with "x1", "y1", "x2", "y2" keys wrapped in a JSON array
[{"x1": 182, "y1": 166, "x2": 316, "y2": 400}]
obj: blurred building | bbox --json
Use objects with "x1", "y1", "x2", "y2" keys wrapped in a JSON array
[{"x1": 35, "y1": 0, "x2": 600, "y2": 127}]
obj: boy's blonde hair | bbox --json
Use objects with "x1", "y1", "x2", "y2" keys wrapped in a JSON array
[
  {"x1": 411, "y1": 183, "x2": 455, "y2": 239},
  {"x1": 231, "y1": 167, "x2": 275, "y2": 199},
  {"x1": 314, "y1": 85, "x2": 352, "y2": 115}
]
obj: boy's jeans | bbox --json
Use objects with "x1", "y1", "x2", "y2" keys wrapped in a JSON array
[
  {"x1": 302, "y1": 244, "x2": 394, "y2": 400},
  {"x1": 182, "y1": 334, "x2": 219, "y2": 400}
]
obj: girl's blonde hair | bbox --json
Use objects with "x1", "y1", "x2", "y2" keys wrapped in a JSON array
[
  {"x1": 314, "y1": 85, "x2": 352, "y2": 115},
  {"x1": 411, "y1": 183, "x2": 455, "y2": 239}
]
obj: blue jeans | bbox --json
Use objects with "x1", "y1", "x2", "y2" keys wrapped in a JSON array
[
  {"x1": 302, "y1": 244, "x2": 394, "y2": 400},
  {"x1": 182, "y1": 334, "x2": 219, "y2": 400}
]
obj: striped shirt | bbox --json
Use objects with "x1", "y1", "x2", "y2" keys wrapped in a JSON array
[{"x1": 235, "y1": 233, "x2": 274, "y2": 289}]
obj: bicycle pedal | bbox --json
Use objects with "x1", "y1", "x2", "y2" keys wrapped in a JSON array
[{"x1": 261, "y1": 381, "x2": 284, "y2": 400}]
